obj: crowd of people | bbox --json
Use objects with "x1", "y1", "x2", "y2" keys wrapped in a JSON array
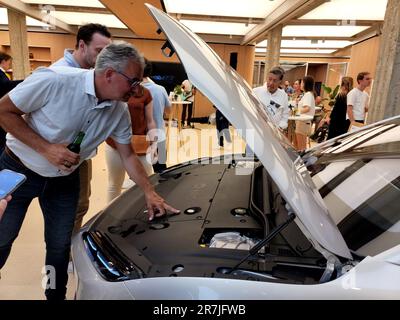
[
  {"x1": 253, "y1": 66, "x2": 371, "y2": 150},
  {"x1": 0, "y1": 22, "x2": 373, "y2": 300}
]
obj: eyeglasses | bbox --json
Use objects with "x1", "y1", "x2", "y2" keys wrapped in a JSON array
[{"x1": 116, "y1": 70, "x2": 142, "y2": 89}]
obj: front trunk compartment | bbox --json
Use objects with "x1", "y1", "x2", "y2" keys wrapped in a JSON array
[{"x1": 86, "y1": 159, "x2": 328, "y2": 285}]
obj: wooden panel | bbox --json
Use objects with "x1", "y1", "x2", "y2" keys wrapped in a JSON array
[
  {"x1": 347, "y1": 36, "x2": 381, "y2": 94},
  {"x1": 284, "y1": 66, "x2": 306, "y2": 85},
  {"x1": 100, "y1": 0, "x2": 164, "y2": 39},
  {"x1": 7, "y1": 9, "x2": 30, "y2": 79},
  {"x1": 307, "y1": 64, "x2": 327, "y2": 83}
]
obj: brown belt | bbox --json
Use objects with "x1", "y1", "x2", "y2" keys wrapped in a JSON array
[{"x1": 4, "y1": 146, "x2": 26, "y2": 167}]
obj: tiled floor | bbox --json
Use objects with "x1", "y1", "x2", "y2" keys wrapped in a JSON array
[{"x1": 0, "y1": 124, "x2": 246, "y2": 300}]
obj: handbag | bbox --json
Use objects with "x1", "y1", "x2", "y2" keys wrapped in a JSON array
[
  {"x1": 131, "y1": 135, "x2": 150, "y2": 156},
  {"x1": 310, "y1": 123, "x2": 329, "y2": 143}
]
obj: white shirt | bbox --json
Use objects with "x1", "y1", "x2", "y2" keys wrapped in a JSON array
[
  {"x1": 253, "y1": 86, "x2": 289, "y2": 129},
  {"x1": 347, "y1": 87, "x2": 369, "y2": 121},
  {"x1": 7, "y1": 66, "x2": 132, "y2": 177},
  {"x1": 298, "y1": 91, "x2": 315, "y2": 117}
]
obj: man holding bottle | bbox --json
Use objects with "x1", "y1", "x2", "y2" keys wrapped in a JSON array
[
  {"x1": 0, "y1": 41, "x2": 179, "y2": 300},
  {"x1": 52, "y1": 23, "x2": 112, "y2": 240}
]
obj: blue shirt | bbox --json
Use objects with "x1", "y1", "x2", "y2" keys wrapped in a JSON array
[
  {"x1": 142, "y1": 81, "x2": 171, "y2": 141},
  {"x1": 7, "y1": 67, "x2": 131, "y2": 177},
  {"x1": 52, "y1": 49, "x2": 81, "y2": 68}
]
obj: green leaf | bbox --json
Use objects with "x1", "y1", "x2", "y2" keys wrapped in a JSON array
[
  {"x1": 331, "y1": 85, "x2": 340, "y2": 98},
  {"x1": 322, "y1": 84, "x2": 332, "y2": 94},
  {"x1": 173, "y1": 85, "x2": 182, "y2": 95}
]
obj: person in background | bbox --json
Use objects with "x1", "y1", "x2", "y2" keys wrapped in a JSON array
[
  {"x1": 311, "y1": 95, "x2": 324, "y2": 134},
  {"x1": 347, "y1": 71, "x2": 371, "y2": 125},
  {"x1": 141, "y1": 59, "x2": 171, "y2": 173},
  {"x1": 105, "y1": 80, "x2": 157, "y2": 202},
  {"x1": 283, "y1": 80, "x2": 294, "y2": 97},
  {"x1": 181, "y1": 79, "x2": 194, "y2": 128},
  {"x1": 213, "y1": 105, "x2": 231, "y2": 148},
  {"x1": 253, "y1": 66, "x2": 289, "y2": 130},
  {"x1": 52, "y1": 23, "x2": 111, "y2": 238},
  {"x1": 327, "y1": 77, "x2": 354, "y2": 139},
  {"x1": 0, "y1": 41, "x2": 179, "y2": 300},
  {"x1": 0, "y1": 52, "x2": 23, "y2": 153},
  {"x1": 292, "y1": 79, "x2": 303, "y2": 101},
  {"x1": 53, "y1": 23, "x2": 111, "y2": 70},
  {"x1": 295, "y1": 75, "x2": 315, "y2": 150}
]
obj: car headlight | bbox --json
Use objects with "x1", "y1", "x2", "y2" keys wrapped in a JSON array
[{"x1": 83, "y1": 231, "x2": 143, "y2": 281}]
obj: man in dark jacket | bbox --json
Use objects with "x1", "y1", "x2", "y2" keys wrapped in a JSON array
[{"x1": 0, "y1": 52, "x2": 23, "y2": 153}]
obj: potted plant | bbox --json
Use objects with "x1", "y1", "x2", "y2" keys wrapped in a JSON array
[
  {"x1": 321, "y1": 84, "x2": 340, "y2": 108},
  {"x1": 173, "y1": 84, "x2": 183, "y2": 100}
]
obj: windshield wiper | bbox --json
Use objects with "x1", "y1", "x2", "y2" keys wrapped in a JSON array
[{"x1": 228, "y1": 213, "x2": 296, "y2": 274}]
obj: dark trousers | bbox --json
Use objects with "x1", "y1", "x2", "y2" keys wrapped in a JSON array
[
  {"x1": 0, "y1": 150, "x2": 80, "y2": 300},
  {"x1": 73, "y1": 159, "x2": 92, "y2": 236},
  {"x1": 152, "y1": 139, "x2": 167, "y2": 173},
  {"x1": 216, "y1": 109, "x2": 231, "y2": 147},
  {"x1": 0, "y1": 127, "x2": 6, "y2": 155},
  {"x1": 181, "y1": 102, "x2": 193, "y2": 126}
]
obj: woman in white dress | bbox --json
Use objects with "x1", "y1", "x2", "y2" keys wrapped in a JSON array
[{"x1": 295, "y1": 75, "x2": 315, "y2": 151}]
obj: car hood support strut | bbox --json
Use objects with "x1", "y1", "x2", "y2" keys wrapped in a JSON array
[{"x1": 229, "y1": 212, "x2": 296, "y2": 274}]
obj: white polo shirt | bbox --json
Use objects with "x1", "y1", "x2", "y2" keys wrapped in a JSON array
[
  {"x1": 7, "y1": 66, "x2": 132, "y2": 177},
  {"x1": 253, "y1": 86, "x2": 289, "y2": 129},
  {"x1": 347, "y1": 87, "x2": 369, "y2": 121}
]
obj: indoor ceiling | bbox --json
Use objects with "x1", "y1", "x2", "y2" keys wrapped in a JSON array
[{"x1": 0, "y1": 0, "x2": 388, "y2": 57}]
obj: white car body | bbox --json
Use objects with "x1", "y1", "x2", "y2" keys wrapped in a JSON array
[{"x1": 71, "y1": 4, "x2": 400, "y2": 299}]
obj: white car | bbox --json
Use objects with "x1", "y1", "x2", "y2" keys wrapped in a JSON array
[{"x1": 71, "y1": 4, "x2": 400, "y2": 300}]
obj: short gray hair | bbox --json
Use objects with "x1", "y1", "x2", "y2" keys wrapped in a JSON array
[{"x1": 95, "y1": 40, "x2": 144, "y2": 73}]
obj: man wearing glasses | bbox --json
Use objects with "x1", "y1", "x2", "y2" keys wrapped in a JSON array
[
  {"x1": 51, "y1": 24, "x2": 112, "y2": 261},
  {"x1": 0, "y1": 41, "x2": 180, "y2": 300},
  {"x1": 253, "y1": 66, "x2": 289, "y2": 130}
]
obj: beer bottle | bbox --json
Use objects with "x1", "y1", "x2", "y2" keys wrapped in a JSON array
[{"x1": 67, "y1": 131, "x2": 85, "y2": 154}]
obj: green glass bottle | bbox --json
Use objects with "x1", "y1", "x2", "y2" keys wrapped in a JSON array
[{"x1": 67, "y1": 131, "x2": 85, "y2": 154}]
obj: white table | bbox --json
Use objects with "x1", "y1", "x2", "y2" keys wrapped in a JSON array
[
  {"x1": 168, "y1": 100, "x2": 192, "y2": 131},
  {"x1": 288, "y1": 114, "x2": 314, "y2": 121}
]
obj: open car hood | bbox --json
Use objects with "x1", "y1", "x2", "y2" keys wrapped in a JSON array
[{"x1": 145, "y1": 4, "x2": 352, "y2": 260}]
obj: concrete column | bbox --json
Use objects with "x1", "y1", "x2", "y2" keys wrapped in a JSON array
[
  {"x1": 367, "y1": 0, "x2": 400, "y2": 124},
  {"x1": 7, "y1": 9, "x2": 30, "y2": 80},
  {"x1": 264, "y1": 24, "x2": 282, "y2": 82}
]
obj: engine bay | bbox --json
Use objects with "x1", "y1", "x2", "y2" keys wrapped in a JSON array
[{"x1": 85, "y1": 159, "x2": 341, "y2": 285}]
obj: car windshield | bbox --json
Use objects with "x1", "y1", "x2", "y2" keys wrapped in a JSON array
[
  {"x1": 303, "y1": 118, "x2": 400, "y2": 172},
  {"x1": 302, "y1": 117, "x2": 400, "y2": 256}
]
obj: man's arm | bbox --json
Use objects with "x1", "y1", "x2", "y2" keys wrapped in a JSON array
[
  {"x1": 0, "y1": 95, "x2": 79, "y2": 171},
  {"x1": 279, "y1": 98, "x2": 289, "y2": 130},
  {"x1": 347, "y1": 105, "x2": 355, "y2": 123},
  {"x1": 114, "y1": 142, "x2": 180, "y2": 220},
  {"x1": 144, "y1": 101, "x2": 157, "y2": 140}
]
